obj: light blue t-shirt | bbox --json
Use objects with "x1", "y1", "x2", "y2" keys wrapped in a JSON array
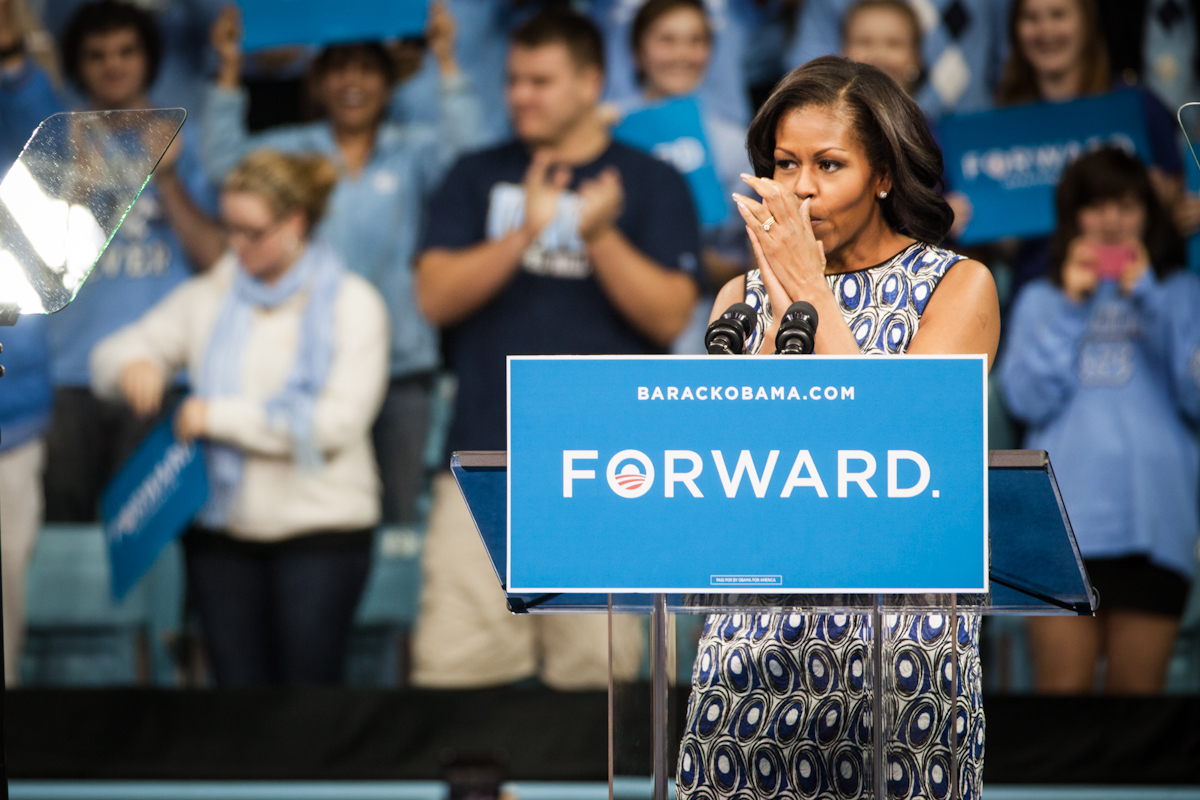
[{"x1": 203, "y1": 73, "x2": 486, "y2": 378}]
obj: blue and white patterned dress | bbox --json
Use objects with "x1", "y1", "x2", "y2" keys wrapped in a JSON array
[{"x1": 678, "y1": 242, "x2": 985, "y2": 800}]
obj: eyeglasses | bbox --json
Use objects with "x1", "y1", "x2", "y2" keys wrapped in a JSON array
[{"x1": 223, "y1": 217, "x2": 286, "y2": 245}]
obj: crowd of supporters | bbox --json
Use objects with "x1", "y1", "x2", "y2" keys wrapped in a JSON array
[{"x1": 0, "y1": 0, "x2": 1197, "y2": 694}]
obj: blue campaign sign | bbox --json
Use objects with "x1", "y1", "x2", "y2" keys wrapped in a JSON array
[
  {"x1": 101, "y1": 417, "x2": 209, "y2": 600},
  {"x1": 239, "y1": 0, "x2": 427, "y2": 51},
  {"x1": 614, "y1": 96, "x2": 729, "y2": 227},
  {"x1": 940, "y1": 90, "x2": 1153, "y2": 245},
  {"x1": 507, "y1": 356, "x2": 988, "y2": 593}
]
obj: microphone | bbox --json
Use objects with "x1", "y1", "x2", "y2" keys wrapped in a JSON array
[
  {"x1": 704, "y1": 302, "x2": 756, "y2": 355},
  {"x1": 775, "y1": 301, "x2": 819, "y2": 355}
]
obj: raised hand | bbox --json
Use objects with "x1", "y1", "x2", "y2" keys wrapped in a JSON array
[
  {"x1": 1119, "y1": 238, "x2": 1151, "y2": 297},
  {"x1": 578, "y1": 167, "x2": 624, "y2": 243},
  {"x1": 211, "y1": 5, "x2": 242, "y2": 89},
  {"x1": 427, "y1": 0, "x2": 459, "y2": 77},
  {"x1": 733, "y1": 174, "x2": 828, "y2": 315},
  {"x1": 1061, "y1": 238, "x2": 1100, "y2": 303},
  {"x1": 522, "y1": 151, "x2": 571, "y2": 239}
]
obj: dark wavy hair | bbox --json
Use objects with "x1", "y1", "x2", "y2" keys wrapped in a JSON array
[
  {"x1": 747, "y1": 56, "x2": 952, "y2": 244},
  {"x1": 62, "y1": 0, "x2": 162, "y2": 95},
  {"x1": 1047, "y1": 148, "x2": 1176, "y2": 286}
]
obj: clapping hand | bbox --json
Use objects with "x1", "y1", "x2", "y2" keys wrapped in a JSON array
[
  {"x1": 522, "y1": 152, "x2": 571, "y2": 239},
  {"x1": 578, "y1": 167, "x2": 623, "y2": 243}
]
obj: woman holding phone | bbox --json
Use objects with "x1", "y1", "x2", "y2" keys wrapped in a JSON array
[
  {"x1": 678, "y1": 56, "x2": 1000, "y2": 799},
  {"x1": 1000, "y1": 147, "x2": 1200, "y2": 694}
]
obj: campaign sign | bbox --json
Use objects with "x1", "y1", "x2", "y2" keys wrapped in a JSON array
[
  {"x1": 239, "y1": 0, "x2": 427, "y2": 51},
  {"x1": 101, "y1": 417, "x2": 208, "y2": 600},
  {"x1": 507, "y1": 356, "x2": 987, "y2": 593},
  {"x1": 941, "y1": 90, "x2": 1153, "y2": 245},
  {"x1": 614, "y1": 96, "x2": 729, "y2": 227}
]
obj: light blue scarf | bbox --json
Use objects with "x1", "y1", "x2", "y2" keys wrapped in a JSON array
[{"x1": 196, "y1": 240, "x2": 343, "y2": 527}]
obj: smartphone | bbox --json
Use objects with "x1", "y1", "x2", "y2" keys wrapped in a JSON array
[{"x1": 1091, "y1": 244, "x2": 1136, "y2": 280}]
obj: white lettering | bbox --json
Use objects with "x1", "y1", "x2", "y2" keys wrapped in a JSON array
[
  {"x1": 838, "y1": 451, "x2": 878, "y2": 498},
  {"x1": 711, "y1": 450, "x2": 780, "y2": 498},
  {"x1": 651, "y1": 387, "x2": 664, "y2": 400},
  {"x1": 562, "y1": 450, "x2": 597, "y2": 497},
  {"x1": 755, "y1": 387, "x2": 768, "y2": 400},
  {"x1": 810, "y1": 386, "x2": 823, "y2": 400},
  {"x1": 682, "y1": 386, "x2": 694, "y2": 400},
  {"x1": 780, "y1": 450, "x2": 828, "y2": 498},
  {"x1": 665, "y1": 450, "x2": 704, "y2": 498},
  {"x1": 788, "y1": 386, "x2": 801, "y2": 400},
  {"x1": 824, "y1": 386, "x2": 838, "y2": 400},
  {"x1": 841, "y1": 386, "x2": 855, "y2": 400},
  {"x1": 725, "y1": 386, "x2": 738, "y2": 400},
  {"x1": 109, "y1": 443, "x2": 194, "y2": 542},
  {"x1": 742, "y1": 386, "x2": 753, "y2": 399},
  {"x1": 637, "y1": 387, "x2": 648, "y2": 400},
  {"x1": 667, "y1": 386, "x2": 679, "y2": 400},
  {"x1": 888, "y1": 450, "x2": 931, "y2": 498},
  {"x1": 697, "y1": 386, "x2": 708, "y2": 400},
  {"x1": 772, "y1": 387, "x2": 784, "y2": 400}
]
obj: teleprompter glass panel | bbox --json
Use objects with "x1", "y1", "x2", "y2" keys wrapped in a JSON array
[{"x1": 0, "y1": 108, "x2": 185, "y2": 314}]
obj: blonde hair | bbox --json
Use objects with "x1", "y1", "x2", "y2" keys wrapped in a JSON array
[{"x1": 223, "y1": 150, "x2": 339, "y2": 234}]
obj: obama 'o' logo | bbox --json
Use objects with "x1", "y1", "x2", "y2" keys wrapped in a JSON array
[{"x1": 606, "y1": 450, "x2": 655, "y2": 498}]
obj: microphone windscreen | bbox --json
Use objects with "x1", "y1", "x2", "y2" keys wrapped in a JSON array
[
  {"x1": 789, "y1": 301, "x2": 818, "y2": 329},
  {"x1": 725, "y1": 302, "x2": 757, "y2": 336}
]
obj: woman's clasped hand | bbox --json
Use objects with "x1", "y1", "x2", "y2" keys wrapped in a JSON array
[{"x1": 732, "y1": 175, "x2": 828, "y2": 316}]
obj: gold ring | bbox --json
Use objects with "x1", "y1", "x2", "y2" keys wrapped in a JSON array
[{"x1": 762, "y1": 216, "x2": 776, "y2": 232}]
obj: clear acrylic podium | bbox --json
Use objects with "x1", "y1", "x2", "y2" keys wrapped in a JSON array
[
  {"x1": 451, "y1": 448, "x2": 1094, "y2": 800},
  {"x1": 0, "y1": 108, "x2": 186, "y2": 798}
]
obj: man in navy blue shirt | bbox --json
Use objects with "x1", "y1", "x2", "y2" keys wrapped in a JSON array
[{"x1": 413, "y1": 8, "x2": 701, "y2": 689}]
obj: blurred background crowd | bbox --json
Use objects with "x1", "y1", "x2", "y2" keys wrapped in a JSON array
[{"x1": 0, "y1": 0, "x2": 1196, "y2": 698}]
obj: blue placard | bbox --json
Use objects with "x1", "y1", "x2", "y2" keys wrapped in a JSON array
[
  {"x1": 101, "y1": 416, "x2": 209, "y2": 600},
  {"x1": 941, "y1": 90, "x2": 1153, "y2": 245},
  {"x1": 614, "y1": 96, "x2": 729, "y2": 227},
  {"x1": 507, "y1": 356, "x2": 988, "y2": 593},
  {"x1": 239, "y1": 0, "x2": 427, "y2": 51}
]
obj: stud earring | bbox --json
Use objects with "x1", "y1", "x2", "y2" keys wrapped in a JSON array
[{"x1": 878, "y1": 190, "x2": 888, "y2": 199}]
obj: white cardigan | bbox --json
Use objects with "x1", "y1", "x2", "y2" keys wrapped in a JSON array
[{"x1": 91, "y1": 252, "x2": 389, "y2": 542}]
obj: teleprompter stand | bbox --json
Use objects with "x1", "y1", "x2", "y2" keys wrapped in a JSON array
[{"x1": 452, "y1": 449, "x2": 1095, "y2": 800}]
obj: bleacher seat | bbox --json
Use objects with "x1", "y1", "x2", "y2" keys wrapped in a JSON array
[{"x1": 21, "y1": 524, "x2": 183, "y2": 686}]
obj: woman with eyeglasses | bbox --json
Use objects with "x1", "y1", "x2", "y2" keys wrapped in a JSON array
[{"x1": 91, "y1": 150, "x2": 389, "y2": 686}]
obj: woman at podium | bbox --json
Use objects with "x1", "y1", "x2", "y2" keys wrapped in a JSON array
[{"x1": 678, "y1": 57, "x2": 1001, "y2": 799}]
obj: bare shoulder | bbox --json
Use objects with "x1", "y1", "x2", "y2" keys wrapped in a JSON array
[
  {"x1": 711, "y1": 274, "x2": 748, "y2": 323},
  {"x1": 929, "y1": 258, "x2": 998, "y2": 312}
]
